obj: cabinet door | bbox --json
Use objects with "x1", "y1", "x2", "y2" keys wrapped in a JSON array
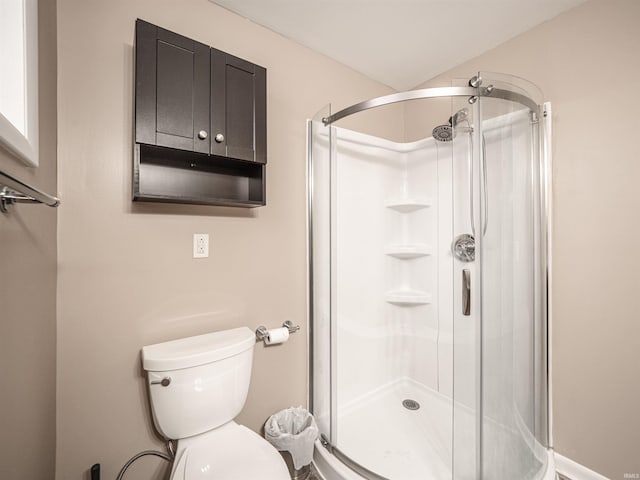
[
  {"x1": 211, "y1": 49, "x2": 267, "y2": 164},
  {"x1": 135, "y1": 20, "x2": 210, "y2": 154}
]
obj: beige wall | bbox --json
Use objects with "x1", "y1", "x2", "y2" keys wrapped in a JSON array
[
  {"x1": 406, "y1": 1, "x2": 640, "y2": 478},
  {"x1": 55, "y1": 0, "x2": 401, "y2": 478},
  {"x1": 0, "y1": 0, "x2": 57, "y2": 478},
  {"x1": 55, "y1": 0, "x2": 640, "y2": 478}
]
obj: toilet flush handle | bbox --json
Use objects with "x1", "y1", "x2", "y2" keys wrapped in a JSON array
[{"x1": 150, "y1": 377, "x2": 171, "y2": 387}]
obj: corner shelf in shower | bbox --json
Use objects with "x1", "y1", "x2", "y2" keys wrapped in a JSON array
[
  {"x1": 384, "y1": 243, "x2": 432, "y2": 259},
  {"x1": 385, "y1": 198, "x2": 432, "y2": 213},
  {"x1": 384, "y1": 290, "x2": 432, "y2": 306}
]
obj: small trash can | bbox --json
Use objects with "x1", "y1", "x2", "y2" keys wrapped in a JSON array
[{"x1": 265, "y1": 406, "x2": 319, "y2": 480}]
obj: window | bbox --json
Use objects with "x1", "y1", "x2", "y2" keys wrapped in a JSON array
[{"x1": 0, "y1": 0, "x2": 38, "y2": 167}]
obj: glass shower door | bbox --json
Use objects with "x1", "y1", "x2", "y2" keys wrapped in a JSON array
[
  {"x1": 451, "y1": 73, "x2": 549, "y2": 480},
  {"x1": 475, "y1": 73, "x2": 549, "y2": 480},
  {"x1": 451, "y1": 88, "x2": 481, "y2": 480}
]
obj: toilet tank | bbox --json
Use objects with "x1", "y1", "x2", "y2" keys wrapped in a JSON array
[{"x1": 142, "y1": 327, "x2": 255, "y2": 440}]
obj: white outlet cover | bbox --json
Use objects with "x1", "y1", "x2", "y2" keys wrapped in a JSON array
[{"x1": 193, "y1": 233, "x2": 209, "y2": 258}]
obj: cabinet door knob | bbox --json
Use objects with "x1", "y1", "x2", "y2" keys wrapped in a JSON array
[
  {"x1": 198, "y1": 130, "x2": 208, "y2": 140},
  {"x1": 215, "y1": 133, "x2": 225, "y2": 143}
]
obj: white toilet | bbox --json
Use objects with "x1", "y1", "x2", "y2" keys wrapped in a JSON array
[{"x1": 142, "y1": 326, "x2": 290, "y2": 480}]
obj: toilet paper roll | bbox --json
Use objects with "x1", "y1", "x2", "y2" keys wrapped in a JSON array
[{"x1": 264, "y1": 327, "x2": 290, "y2": 345}]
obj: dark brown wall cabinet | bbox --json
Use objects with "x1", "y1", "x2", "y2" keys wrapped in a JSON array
[{"x1": 134, "y1": 19, "x2": 267, "y2": 207}]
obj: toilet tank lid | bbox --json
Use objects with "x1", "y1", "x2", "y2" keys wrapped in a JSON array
[{"x1": 142, "y1": 327, "x2": 255, "y2": 371}]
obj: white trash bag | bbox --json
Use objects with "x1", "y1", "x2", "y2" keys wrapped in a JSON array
[{"x1": 265, "y1": 406, "x2": 320, "y2": 470}]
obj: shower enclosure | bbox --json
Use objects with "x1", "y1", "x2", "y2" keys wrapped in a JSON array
[{"x1": 307, "y1": 73, "x2": 552, "y2": 480}]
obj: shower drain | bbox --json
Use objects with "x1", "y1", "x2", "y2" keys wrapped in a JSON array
[{"x1": 402, "y1": 399, "x2": 420, "y2": 411}]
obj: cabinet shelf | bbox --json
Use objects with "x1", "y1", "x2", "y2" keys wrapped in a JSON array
[
  {"x1": 134, "y1": 144, "x2": 264, "y2": 207},
  {"x1": 385, "y1": 290, "x2": 432, "y2": 306},
  {"x1": 384, "y1": 243, "x2": 431, "y2": 259},
  {"x1": 385, "y1": 198, "x2": 432, "y2": 213}
]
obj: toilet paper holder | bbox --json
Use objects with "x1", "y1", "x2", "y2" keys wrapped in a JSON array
[{"x1": 255, "y1": 321, "x2": 300, "y2": 342}]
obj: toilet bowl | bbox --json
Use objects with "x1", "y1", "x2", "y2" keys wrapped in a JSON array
[{"x1": 142, "y1": 327, "x2": 290, "y2": 480}]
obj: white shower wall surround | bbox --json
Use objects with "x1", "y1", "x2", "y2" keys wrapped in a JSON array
[{"x1": 333, "y1": 127, "x2": 449, "y2": 405}]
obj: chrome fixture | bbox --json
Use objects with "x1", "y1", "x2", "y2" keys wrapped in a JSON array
[
  {"x1": 469, "y1": 75, "x2": 483, "y2": 87},
  {"x1": 433, "y1": 108, "x2": 471, "y2": 142},
  {"x1": 255, "y1": 326, "x2": 268, "y2": 341},
  {"x1": 322, "y1": 85, "x2": 538, "y2": 126},
  {"x1": 450, "y1": 107, "x2": 469, "y2": 127},
  {"x1": 483, "y1": 84, "x2": 495, "y2": 95},
  {"x1": 462, "y1": 269, "x2": 471, "y2": 316},
  {"x1": 432, "y1": 124, "x2": 453, "y2": 142},
  {"x1": 255, "y1": 320, "x2": 300, "y2": 341},
  {"x1": 197, "y1": 130, "x2": 208, "y2": 140},
  {"x1": 402, "y1": 399, "x2": 420, "y2": 411},
  {"x1": 214, "y1": 133, "x2": 225, "y2": 143},
  {"x1": 283, "y1": 320, "x2": 300, "y2": 333},
  {"x1": 0, "y1": 169, "x2": 60, "y2": 213},
  {"x1": 452, "y1": 234, "x2": 475, "y2": 262}
]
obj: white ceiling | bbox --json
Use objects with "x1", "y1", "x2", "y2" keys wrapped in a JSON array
[{"x1": 209, "y1": 0, "x2": 586, "y2": 91}]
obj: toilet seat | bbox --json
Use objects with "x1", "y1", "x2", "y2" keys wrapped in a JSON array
[{"x1": 170, "y1": 421, "x2": 290, "y2": 480}]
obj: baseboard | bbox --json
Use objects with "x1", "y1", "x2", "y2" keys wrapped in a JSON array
[{"x1": 555, "y1": 453, "x2": 610, "y2": 480}]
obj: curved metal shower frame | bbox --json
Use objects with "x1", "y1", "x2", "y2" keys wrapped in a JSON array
[{"x1": 322, "y1": 85, "x2": 539, "y2": 125}]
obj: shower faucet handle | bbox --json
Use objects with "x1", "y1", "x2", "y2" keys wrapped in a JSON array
[
  {"x1": 452, "y1": 234, "x2": 475, "y2": 262},
  {"x1": 462, "y1": 269, "x2": 471, "y2": 316}
]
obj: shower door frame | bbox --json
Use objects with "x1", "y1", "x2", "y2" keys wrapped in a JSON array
[{"x1": 308, "y1": 79, "x2": 552, "y2": 480}]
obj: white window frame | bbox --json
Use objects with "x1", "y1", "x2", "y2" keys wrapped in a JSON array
[{"x1": 0, "y1": 0, "x2": 39, "y2": 167}]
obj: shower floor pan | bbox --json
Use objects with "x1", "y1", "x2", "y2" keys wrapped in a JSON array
[
  {"x1": 322, "y1": 378, "x2": 453, "y2": 480},
  {"x1": 314, "y1": 378, "x2": 556, "y2": 480}
]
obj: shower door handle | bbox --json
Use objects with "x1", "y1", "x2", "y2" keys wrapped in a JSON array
[{"x1": 462, "y1": 269, "x2": 471, "y2": 316}]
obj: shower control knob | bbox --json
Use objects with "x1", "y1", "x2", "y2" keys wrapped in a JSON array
[
  {"x1": 452, "y1": 234, "x2": 475, "y2": 262},
  {"x1": 198, "y1": 130, "x2": 208, "y2": 140},
  {"x1": 215, "y1": 133, "x2": 225, "y2": 143},
  {"x1": 151, "y1": 377, "x2": 171, "y2": 387}
]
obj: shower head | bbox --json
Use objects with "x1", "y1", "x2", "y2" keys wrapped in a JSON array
[
  {"x1": 433, "y1": 107, "x2": 471, "y2": 142},
  {"x1": 432, "y1": 124, "x2": 453, "y2": 142}
]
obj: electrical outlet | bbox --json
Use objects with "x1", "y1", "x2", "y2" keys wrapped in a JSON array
[{"x1": 193, "y1": 233, "x2": 209, "y2": 258}]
